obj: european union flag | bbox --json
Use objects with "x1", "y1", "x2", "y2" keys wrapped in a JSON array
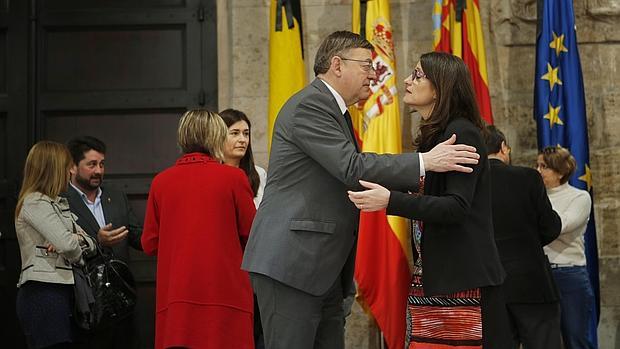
[{"x1": 534, "y1": 0, "x2": 599, "y2": 346}]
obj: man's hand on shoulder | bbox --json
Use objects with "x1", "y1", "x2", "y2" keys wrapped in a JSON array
[
  {"x1": 97, "y1": 223, "x2": 129, "y2": 247},
  {"x1": 421, "y1": 134, "x2": 479, "y2": 173}
]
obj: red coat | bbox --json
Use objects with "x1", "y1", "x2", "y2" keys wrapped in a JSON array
[{"x1": 142, "y1": 153, "x2": 256, "y2": 349}]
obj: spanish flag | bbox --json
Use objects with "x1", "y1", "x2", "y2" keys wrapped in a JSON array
[
  {"x1": 351, "y1": 1, "x2": 412, "y2": 348},
  {"x1": 268, "y1": 0, "x2": 306, "y2": 151},
  {"x1": 433, "y1": 0, "x2": 493, "y2": 123}
]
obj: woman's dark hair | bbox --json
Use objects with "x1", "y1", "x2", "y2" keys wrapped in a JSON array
[
  {"x1": 219, "y1": 108, "x2": 260, "y2": 197},
  {"x1": 413, "y1": 52, "x2": 486, "y2": 152}
]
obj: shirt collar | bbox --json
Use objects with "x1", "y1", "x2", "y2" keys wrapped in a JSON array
[
  {"x1": 319, "y1": 79, "x2": 348, "y2": 115},
  {"x1": 70, "y1": 182, "x2": 102, "y2": 203}
]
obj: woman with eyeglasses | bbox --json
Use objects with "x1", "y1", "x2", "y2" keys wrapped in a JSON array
[
  {"x1": 348, "y1": 52, "x2": 510, "y2": 348},
  {"x1": 536, "y1": 146, "x2": 595, "y2": 349}
]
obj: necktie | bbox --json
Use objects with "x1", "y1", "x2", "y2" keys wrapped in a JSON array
[
  {"x1": 343, "y1": 110, "x2": 359, "y2": 150},
  {"x1": 343, "y1": 110, "x2": 356, "y2": 141}
]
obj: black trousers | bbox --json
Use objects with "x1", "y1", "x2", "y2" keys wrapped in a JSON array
[
  {"x1": 480, "y1": 285, "x2": 514, "y2": 349},
  {"x1": 77, "y1": 314, "x2": 136, "y2": 349},
  {"x1": 506, "y1": 302, "x2": 562, "y2": 349},
  {"x1": 250, "y1": 273, "x2": 344, "y2": 349}
]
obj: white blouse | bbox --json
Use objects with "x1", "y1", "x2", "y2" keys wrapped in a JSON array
[
  {"x1": 254, "y1": 165, "x2": 267, "y2": 208},
  {"x1": 544, "y1": 183, "x2": 592, "y2": 266}
]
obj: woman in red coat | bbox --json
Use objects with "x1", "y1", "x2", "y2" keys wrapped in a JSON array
[{"x1": 142, "y1": 109, "x2": 257, "y2": 349}]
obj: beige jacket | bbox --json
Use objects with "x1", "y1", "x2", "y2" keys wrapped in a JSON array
[{"x1": 16, "y1": 192, "x2": 96, "y2": 287}]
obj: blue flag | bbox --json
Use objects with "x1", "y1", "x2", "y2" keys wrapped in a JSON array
[{"x1": 534, "y1": 0, "x2": 599, "y2": 346}]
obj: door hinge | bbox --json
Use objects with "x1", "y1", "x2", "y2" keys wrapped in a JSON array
[{"x1": 197, "y1": 5, "x2": 205, "y2": 22}]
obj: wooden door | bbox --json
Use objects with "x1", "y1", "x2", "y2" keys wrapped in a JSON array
[
  {"x1": 0, "y1": 0, "x2": 31, "y2": 346},
  {"x1": 0, "y1": 1, "x2": 218, "y2": 347}
]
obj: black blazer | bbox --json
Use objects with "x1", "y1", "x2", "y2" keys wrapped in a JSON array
[
  {"x1": 64, "y1": 185, "x2": 143, "y2": 262},
  {"x1": 489, "y1": 159, "x2": 561, "y2": 303},
  {"x1": 387, "y1": 117, "x2": 505, "y2": 296}
]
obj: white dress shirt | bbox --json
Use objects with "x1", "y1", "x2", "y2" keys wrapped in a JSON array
[{"x1": 70, "y1": 182, "x2": 106, "y2": 228}]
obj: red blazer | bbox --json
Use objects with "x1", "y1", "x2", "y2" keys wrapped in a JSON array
[{"x1": 142, "y1": 152, "x2": 256, "y2": 348}]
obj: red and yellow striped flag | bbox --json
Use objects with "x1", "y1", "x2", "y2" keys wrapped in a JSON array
[
  {"x1": 351, "y1": 1, "x2": 412, "y2": 348},
  {"x1": 433, "y1": 0, "x2": 493, "y2": 123},
  {"x1": 268, "y1": 0, "x2": 306, "y2": 151}
]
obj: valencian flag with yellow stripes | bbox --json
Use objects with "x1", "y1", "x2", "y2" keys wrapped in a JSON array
[
  {"x1": 351, "y1": 1, "x2": 411, "y2": 348},
  {"x1": 268, "y1": 0, "x2": 306, "y2": 151},
  {"x1": 433, "y1": 0, "x2": 493, "y2": 124},
  {"x1": 534, "y1": 0, "x2": 599, "y2": 346}
]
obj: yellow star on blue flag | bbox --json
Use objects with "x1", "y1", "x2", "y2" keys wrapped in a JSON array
[
  {"x1": 578, "y1": 164, "x2": 592, "y2": 191},
  {"x1": 543, "y1": 103, "x2": 563, "y2": 128},
  {"x1": 541, "y1": 63, "x2": 563, "y2": 91},
  {"x1": 550, "y1": 32, "x2": 569, "y2": 56}
]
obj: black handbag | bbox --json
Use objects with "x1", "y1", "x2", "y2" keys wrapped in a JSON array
[{"x1": 73, "y1": 237, "x2": 137, "y2": 331}]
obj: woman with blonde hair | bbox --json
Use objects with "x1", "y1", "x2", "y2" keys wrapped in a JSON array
[
  {"x1": 15, "y1": 141, "x2": 96, "y2": 349},
  {"x1": 537, "y1": 146, "x2": 595, "y2": 349},
  {"x1": 142, "y1": 109, "x2": 257, "y2": 349}
]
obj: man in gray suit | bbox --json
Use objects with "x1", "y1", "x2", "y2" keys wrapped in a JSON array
[{"x1": 241, "y1": 31, "x2": 479, "y2": 349}]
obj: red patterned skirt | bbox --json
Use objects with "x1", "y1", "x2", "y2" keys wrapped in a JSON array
[{"x1": 406, "y1": 275, "x2": 483, "y2": 349}]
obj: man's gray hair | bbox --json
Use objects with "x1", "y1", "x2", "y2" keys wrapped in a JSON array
[{"x1": 313, "y1": 31, "x2": 373, "y2": 76}]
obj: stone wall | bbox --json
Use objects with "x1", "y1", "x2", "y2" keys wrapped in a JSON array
[{"x1": 218, "y1": 0, "x2": 620, "y2": 347}]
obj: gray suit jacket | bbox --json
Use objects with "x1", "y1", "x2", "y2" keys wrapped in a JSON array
[
  {"x1": 242, "y1": 79, "x2": 420, "y2": 296},
  {"x1": 65, "y1": 185, "x2": 143, "y2": 262}
]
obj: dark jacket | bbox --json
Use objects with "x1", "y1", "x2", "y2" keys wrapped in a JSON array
[
  {"x1": 64, "y1": 185, "x2": 143, "y2": 262},
  {"x1": 488, "y1": 159, "x2": 561, "y2": 303},
  {"x1": 387, "y1": 117, "x2": 505, "y2": 296}
]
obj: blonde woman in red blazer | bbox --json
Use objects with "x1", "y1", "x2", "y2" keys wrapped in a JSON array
[{"x1": 142, "y1": 110, "x2": 256, "y2": 349}]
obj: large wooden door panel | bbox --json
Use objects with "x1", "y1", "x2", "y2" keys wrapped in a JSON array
[
  {"x1": 0, "y1": 1, "x2": 217, "y2": 347},
  {"x1": 0, "y1": 0, "x2": 30, "y2": 347}
]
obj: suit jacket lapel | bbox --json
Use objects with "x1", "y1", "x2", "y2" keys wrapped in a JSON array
[
  {"x1": 67, "y1": 185, "x2": 101, "y2": 237},
  {"x1": 100, "y1": 188, "x2": 114, "y2": 227},
  {"x1": 311, "y1": 79, "x2": 360, "y2": 152}
]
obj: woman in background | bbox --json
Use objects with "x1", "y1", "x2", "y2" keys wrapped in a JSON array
[
  {"x1": 142, "y1": 109, "x2": 256, "y2": 349},
  {"x1": 220, "y1": 108, "x2": 267, "y2": 208},
  {"x1": 537, "y1": 146, "x2": 595, "y2": 349},
  {"x1": 348, "y1": 52, "x2": 509, "y2": 348},
  {"x1": 219, "y1": 108, "x2": 266, "y2": 348},
  {"x1": 15, "y1": 141, "x2": 96, "y2": 349}
]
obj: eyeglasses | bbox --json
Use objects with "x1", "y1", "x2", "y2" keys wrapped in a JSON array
[
  {"x1": 412, "y1": 68, "x2": 427, "y2": 81},
  {"x1": 536, "y1": 162, "x2": 549, "y2": 170},
  {"x1": 339, "y1": 56, "x2": 375, "y2": 72}
]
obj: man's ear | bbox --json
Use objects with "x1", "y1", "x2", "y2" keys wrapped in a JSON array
[
  {"x1": 69, "y1": 164, "x2": 77, "y2": 176},
  {"x1": 331, "y1": 56, "x2": 343, "y2": 77},
  {"x1": 500, "y1": 141, "x2": 509, "y2": 154}
]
